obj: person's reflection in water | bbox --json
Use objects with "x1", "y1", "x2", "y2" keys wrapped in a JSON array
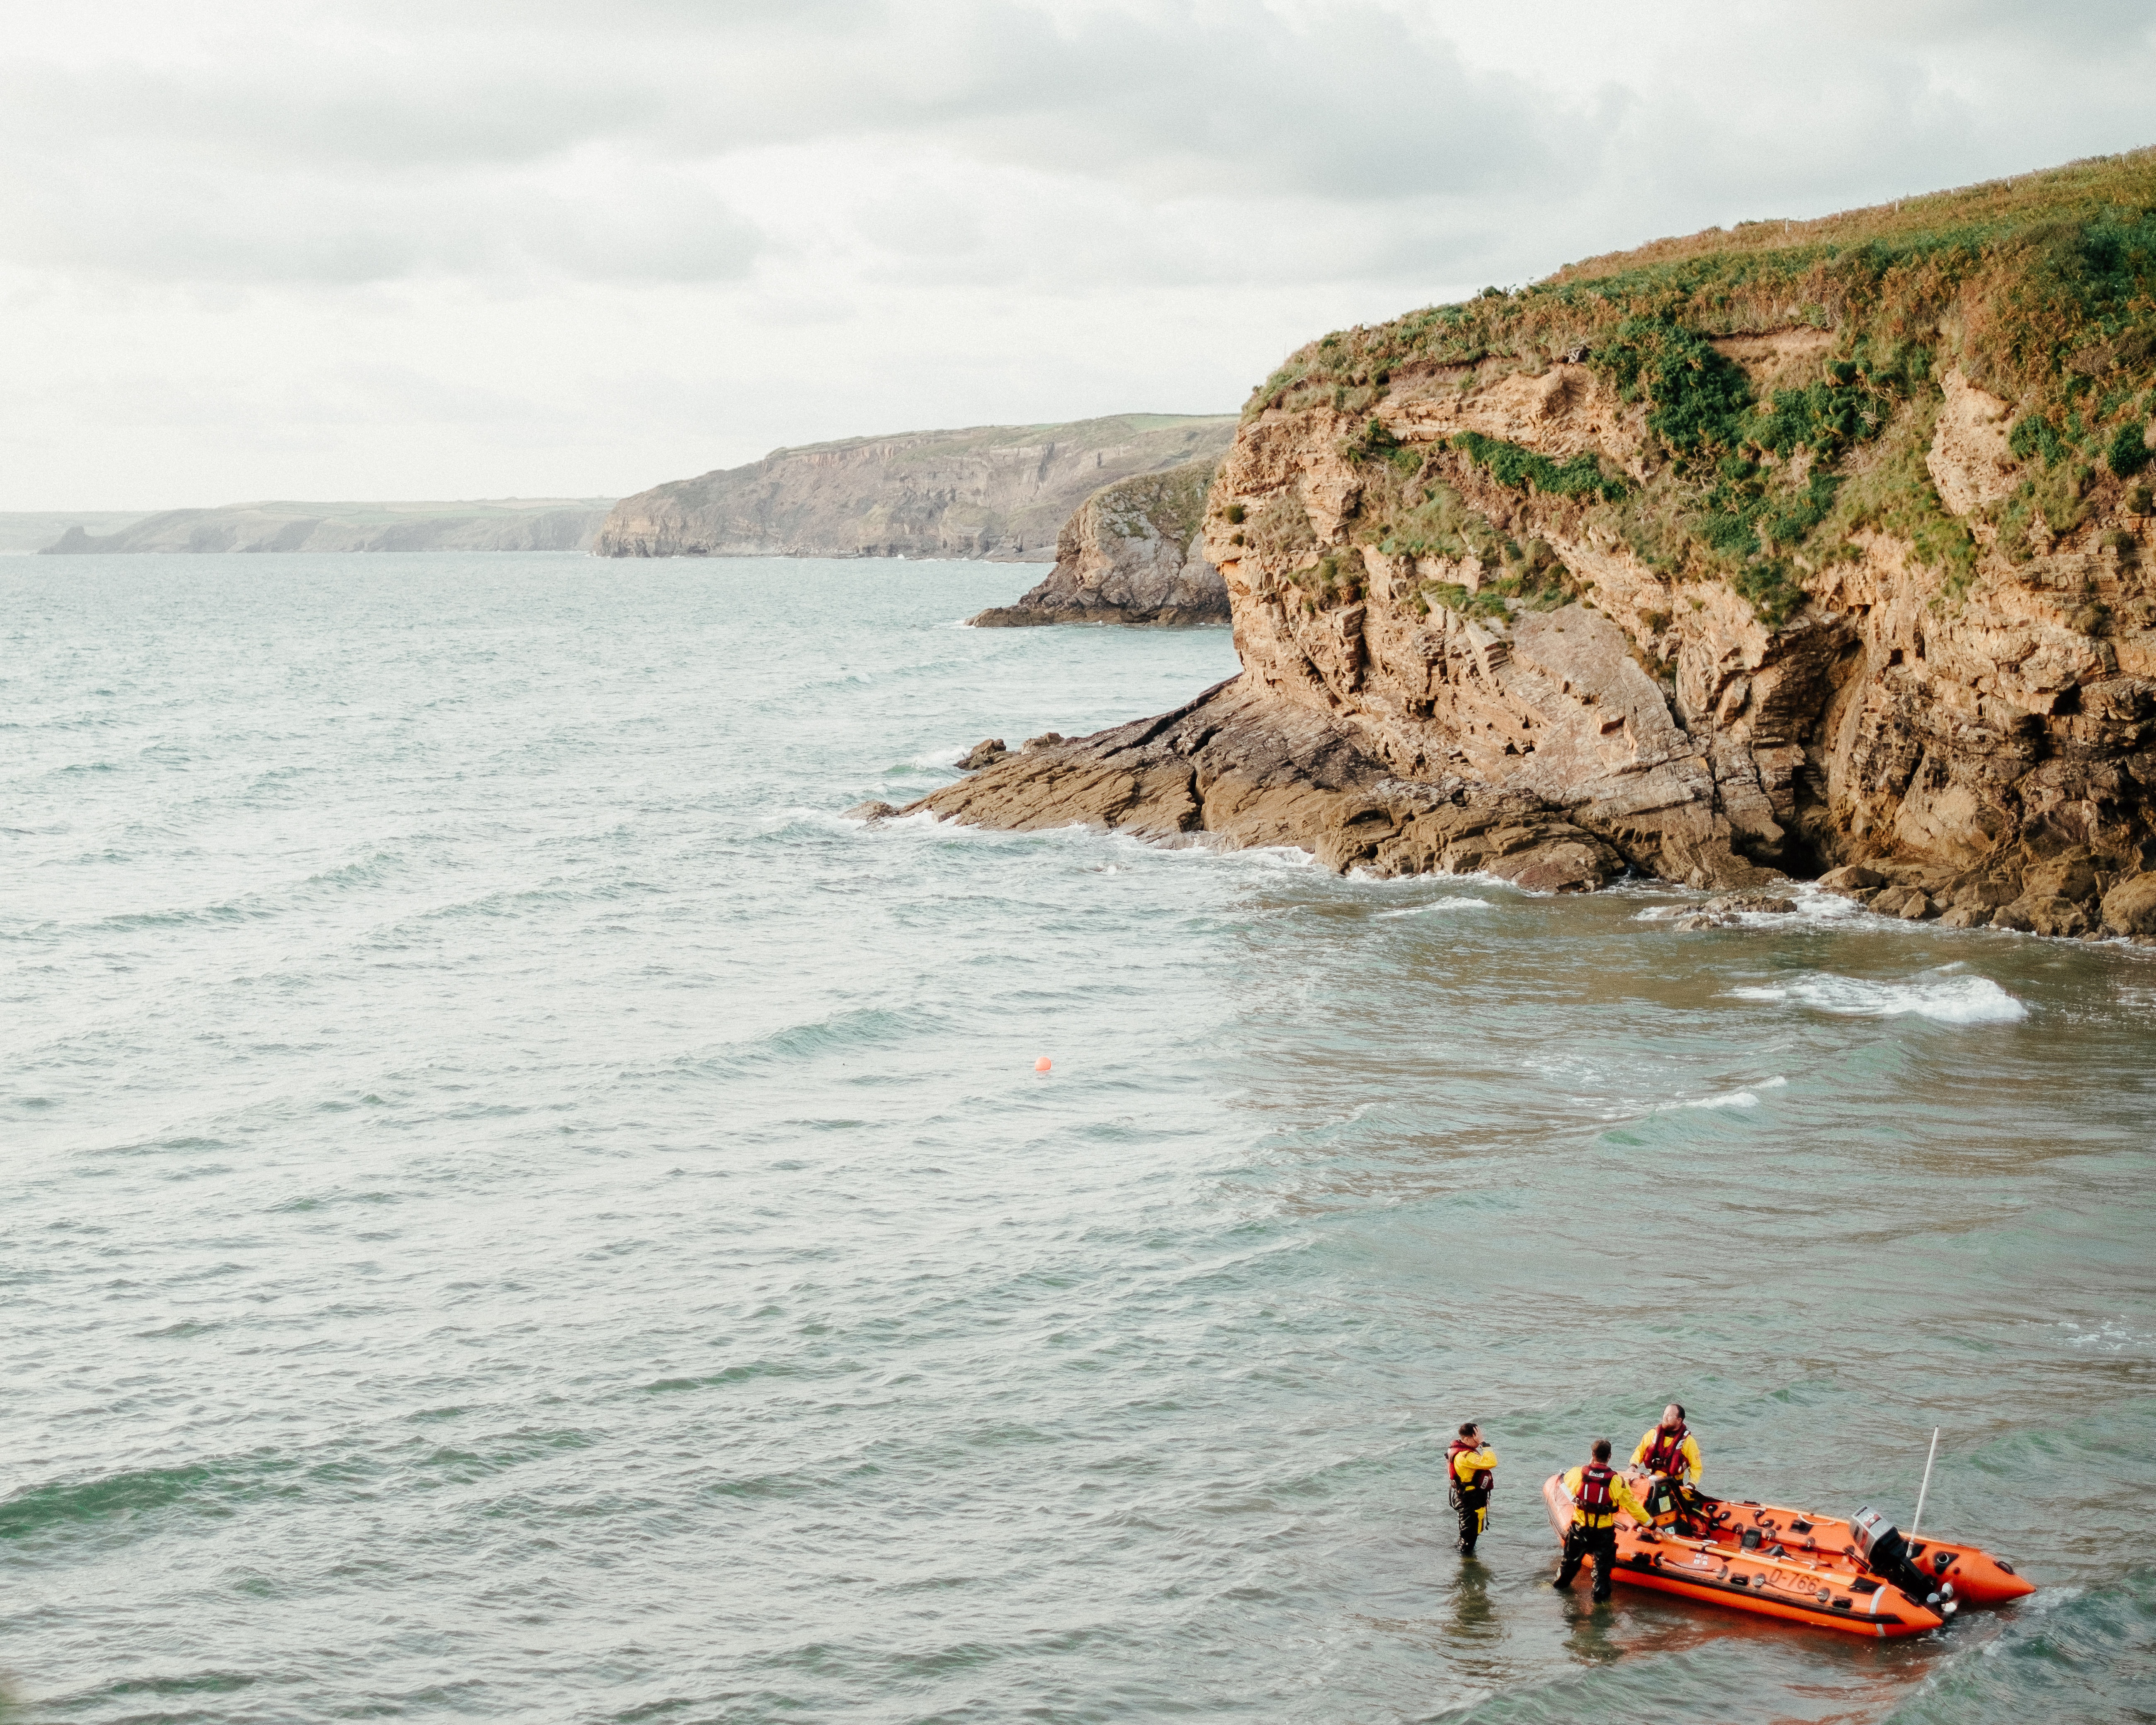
[
  {"x1": 1559, "y1": 1592, "x2": 1627, "y2": 1666},
  {"x1": 1437, "y1": 1553, "x2": 1512, "y2": 1693},
  {"x1": 1445, "y1": 1555, "x2": 1498, "y2": 1646}
]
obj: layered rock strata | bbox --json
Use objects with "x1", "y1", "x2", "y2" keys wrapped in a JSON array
[
  {"x1": 970, "y1": 458, "x2": 1229, "y2": 626},
  {"x1": 910, "y1": 677, "x2": 1625, "y2": 889},
  {"x1": 596, "y1": 415, "x2": 1234, "y2": 562},
  {"x1": 907, "y1": 152, "x2": 2156, "y2": 925}
]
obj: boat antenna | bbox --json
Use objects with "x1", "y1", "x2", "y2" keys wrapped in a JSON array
[{"x1": 1909, "y1": 1426, "x2": 1940, "y2": 1540}]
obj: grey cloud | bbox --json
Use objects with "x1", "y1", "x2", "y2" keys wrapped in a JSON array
[
  {"x1": 1813, "y1": 0, "x2": 2156, "y2": 44},
  {"x1": 0, "y1": 51, "x2": 650, "y2": 175},
  {"x1": 0, "y1": 5, "x2": 1549, "y2": 201},
  {"x1": 4, "y1": 0, "x2": 2154, "y2": 294},
  {"x1": 0, "y1": 144, "x2": 763, "y2": 285}
]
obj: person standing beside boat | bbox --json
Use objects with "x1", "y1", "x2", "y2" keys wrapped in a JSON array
[
  {"x1": 1631, "y1": 1403, "x2": 1704, "y2": 1531},
  {"x1": 1553, "y1": 1438, "x2": 1655, "y2": 1602},
  {"x1": 1447, "y1": 1422, "x2": 1497, "y2": 1556}
]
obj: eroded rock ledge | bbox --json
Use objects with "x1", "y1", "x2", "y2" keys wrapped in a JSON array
[{"x1": 909, "y1": 673, "x2": 1723, "y2": 891}]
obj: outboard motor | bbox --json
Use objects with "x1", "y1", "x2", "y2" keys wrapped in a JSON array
[{"x1": 1851, "y1": 1506, "x2": 1955, "y2": 1615}]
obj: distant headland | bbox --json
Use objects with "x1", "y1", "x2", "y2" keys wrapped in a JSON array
[
  {"x1": 592, "y1": 413, "x2": 1236, "y2": 563},
  {"x1": 27, "y1": 498, "x2": 617, "y2": 555}
]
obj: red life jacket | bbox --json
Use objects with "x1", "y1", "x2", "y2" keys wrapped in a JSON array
[
  {"x1": 1644, "y1": 1424, "x2": 1690, "y2": 1477},
  {"x1": 1577, "y1": 1462, "x2": 1615, "y2": 1516},
  {"x1": 1447, "y1": 1441, "x2": 1493, "y2": 1494}
]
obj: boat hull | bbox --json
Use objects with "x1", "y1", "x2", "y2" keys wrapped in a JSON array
[
  {"x1": 1540, "y1": 1474, "x2": 1943, "y2": 1638},
  {"x1": 1697, "y1": 1499, "x2": 2034, "y2": 1607}
]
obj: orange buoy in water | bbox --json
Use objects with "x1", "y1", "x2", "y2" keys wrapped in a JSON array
[{"x1": 1034, "y1": 1056, "x2": 1052, "y2": 1073}]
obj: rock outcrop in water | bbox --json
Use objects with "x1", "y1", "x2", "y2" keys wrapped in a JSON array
[
  {"x1": 39, "y1": 500, "x2": 615, "y2": 554},
  {"x1": 969, "y1": 458, "x2": 1230, "y2": 627},
  {"x1": 918, "y1": 677, "x2": 1626, "y2": 888},
  {"x1": 913, "y1": 150, "x2": 2156, "y2": 925},
  {"x1": 595, "y1": 414, "x2": 1236, "y2": 562}
]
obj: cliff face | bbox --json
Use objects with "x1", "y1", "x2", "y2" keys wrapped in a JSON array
[
  {"x1": 39, "y1": 500, "x2": 614, "y2": 554},
  {"x1": 0, "y1": 511, "x2": 149, "y2": 552},
  {"x1": 969, "y1": 457, "x2": 1229, "y2": 626},
  {"x1": 916, "y1": 150, "x2": 2156, "y2": 935},
  {"x1": 594, "y1": 414, "x2": 1236, "y2": 562}
]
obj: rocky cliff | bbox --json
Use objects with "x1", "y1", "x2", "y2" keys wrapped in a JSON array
[
  {"x1": 969, "y1": 457, "x2": 1229, "y2": 626},
  {"x1": 594, "y1": 414, "x2": 1235, "y2": 562},
  {"x1": 39, "y1": 499, "x2": 614, "y2": 554},
  {"x1": 0, "y1": 511, "x2": 150, "y2": 553},
  {"x1": 911, "y1": 150, "x2": 2156, "y2": 935}
]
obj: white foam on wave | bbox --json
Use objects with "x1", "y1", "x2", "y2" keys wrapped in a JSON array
[
  {"x1": 1632, "y1": 884, "x2": 1864, "y2": 926},
  {"x1": 1790, "y1": 885, "x2": 1865, "y2": 921},
  {"x1": 2060, "y1": 1318, "x2": 2147, "y2": 1353},
  {"x1": 770, "y1": 805, "x2": 879, "y2": 836},
  {"x1": 1681, "y1": 1076, "x2": 1787, "y2": 1109},
  {"x1": 1729, "y1": 971, "x2": 2027, "y2": 1023},
  {"x1": 906, "y1": 745, "x2": 976, "y2": 770},
  {"x1": 1185, "y1": 841, "x2": 1317, "y2": 872},
  {"x1": 1375, "y1": 899, "x2": 1493, "y2": 919}
]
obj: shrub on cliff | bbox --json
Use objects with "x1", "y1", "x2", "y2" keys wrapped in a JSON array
[
  {"x1": 2110, "y1": 417, "x2": 2152, "y2": 478},
  {"x1": 1449, "y1": 432, "x2": 1625, "y2": 502},
  {"x1": 1247, "y1": 148, "x2": 2156, "y2": 624}
]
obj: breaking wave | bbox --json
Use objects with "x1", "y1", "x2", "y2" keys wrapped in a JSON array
[
  {"x1": 1681, "y1": 1075, "x2": 1789, "y2": 1108},
  {"x1": 1729, "y1": 971, "x2": 2028, "y2": 1023}
]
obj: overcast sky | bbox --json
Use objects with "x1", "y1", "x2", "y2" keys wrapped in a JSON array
[{"x1": 2, "y1": 0, "x2": 2151, "y2": 509}]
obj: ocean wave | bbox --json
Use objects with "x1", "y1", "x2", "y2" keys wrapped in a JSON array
[
  {"x1": 302, "y1": 851, "x2": 407, "y2": 889},
  {"x1": 649, "y1": 1005, "x2": 947, "y2": 1085},
  {"x1": 0, "y1": 1458, "x2": 250, "y2": 1541},
  {"x1": 1374, "y1": 898, "x2": 1493, "y2": 918},
  {"x1": 768, "y1": 804, "x2": 897, "y2": 837},
  {"x1": 1681, "y1": 1075, "x2": 1789, "y2": 1108},
  {"x1": 2059, "y1": 1318, "x2": 2148, "y2": 1353},
  {"x1": 1634, "y1": 884, "x2": 1863, "y2": 926},
  {"x1": 1729, "y1": 971, "x2": 2027, "y2": 1023}
]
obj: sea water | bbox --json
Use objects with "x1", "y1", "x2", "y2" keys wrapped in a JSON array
[{"x1": 2, "y1": 553, "x2": 2151, "y2": 1724}]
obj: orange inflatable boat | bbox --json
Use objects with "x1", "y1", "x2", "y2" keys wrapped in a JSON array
[{"x1": 1540, "y1": 1473, "x2": 2034, "y2": 1638}]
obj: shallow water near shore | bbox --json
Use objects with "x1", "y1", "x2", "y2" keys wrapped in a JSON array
[{"x1": 3, "y1": 553, "x2": 2152, "y2": 1724}]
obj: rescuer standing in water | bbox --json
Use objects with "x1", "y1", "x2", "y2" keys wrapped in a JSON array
[
  {"x1": 1554, "y1": 1438, "x2": 1655, "y2": 1601},
  {"x1": 1631, "y1": 1402, "x2": 1704, "y2": 1532},
  {"x1": 1447, "y1": 1422, "x2": 1497, "y2": 1555}
]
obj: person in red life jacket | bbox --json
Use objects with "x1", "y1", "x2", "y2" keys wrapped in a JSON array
[
  {"x1": 1553, "y1": 1438, "x2": 1654, "y2": 1602},
  {"x1": 1447, "y1": 1422, "x2": 1497, "y2": 1555},
  {"x1": 1629, "y1": 1402, "x2": 1704, "y2": 1531}
]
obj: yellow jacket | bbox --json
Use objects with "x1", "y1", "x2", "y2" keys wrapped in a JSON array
[
  {"x1": 1632, "y1": 1426, "x2": 1703, "y2": 1487},
  {"x1": 1561, "y1": 1464, "x2": 1653, "y2": 1529},
  {"x1": 1451, "y1": 1444, "x2": 1497, "y2": 1488}
]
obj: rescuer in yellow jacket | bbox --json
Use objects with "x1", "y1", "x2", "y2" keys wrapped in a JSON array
[
  {"x1": 1553, "y1": 1438, "x2": 1655, "y2": 1601},
  {"x1": 1446, "y1": 1422, "x2": 1497, "y2": 1556},
  {"x1": 1631, "y1": 1402, "x2": 1704, "y2": 1530}
]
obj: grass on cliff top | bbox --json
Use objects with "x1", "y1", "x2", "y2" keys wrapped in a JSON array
[
  {"x1": 1257, "y1": 148, "x2": 2156, "y2": 622},
  {"x1": 1254, "y1": 148, "x2": 2156, "y2": 411},
  {"x1": 1551, "y1": 150, "x2": 2156, "y2": 284},
  {"x1": 1094, "y1": 456, "x2": 1219, "y2": 545},
  {"x1": 764, "y1": 413, "x2": 1238, "y2": 464}
]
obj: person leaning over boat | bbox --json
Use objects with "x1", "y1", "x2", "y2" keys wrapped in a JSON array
[
  {"x1": 1553, "y1": 1438, "x2": 1655, "y2": 1602},
  {"x1": 1446, "y1": 1422, "x2": 1497, "y2": 1555},
  {"x1": 1631, "y1": 1402, "x2": 1704, "y2": 1531}
]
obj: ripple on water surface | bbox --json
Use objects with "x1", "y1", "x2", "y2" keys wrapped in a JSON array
[{"x1": 1, "y1": 554, "x2": 2151, "y2": 1723}]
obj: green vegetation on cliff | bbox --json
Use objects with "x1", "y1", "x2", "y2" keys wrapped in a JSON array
[
  {"x1": 1090, "y1": 456, "x2": 1217, "y2": 552},
  {"x1": 1254, "y1": 148, "x2": 2156, "y2": 624}
]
